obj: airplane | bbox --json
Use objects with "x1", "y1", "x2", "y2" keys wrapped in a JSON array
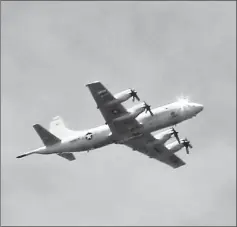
[{"x1": 16, "y1": 81, "x2": 203, "y2": 168}]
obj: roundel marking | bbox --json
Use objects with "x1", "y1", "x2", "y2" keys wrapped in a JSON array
[{"x1": 85, "y1": 132, "x2": 93, "y2": 140}]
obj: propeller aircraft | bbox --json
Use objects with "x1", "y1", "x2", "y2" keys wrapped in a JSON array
[{"x1": 16, "y1": 81, "x2": 203, "y2": 168}]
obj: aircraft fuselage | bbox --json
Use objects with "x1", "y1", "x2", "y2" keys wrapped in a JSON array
[{"x1": 34, "y1": 101, "x2": 203, "y2": 155}]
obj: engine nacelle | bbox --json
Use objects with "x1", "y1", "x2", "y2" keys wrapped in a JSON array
[
  {"x1": 106, "y1": 89, "x2": 133, "y2": 106},
  {"x1": 166, "y1": 141, "x2": 184, "y2": 153},
  {"x1": 113, "y1": 103, "x2": 145, "y2": 122},
  {"x1": 128, "y1": 103, "x2": 146, "y2": 118},
  {"x1": 153, "y1": 129, "x2": 173, "y2": 144},
  {"x1": 114, "y1": 89, "x2": 133, "y2": 102}
]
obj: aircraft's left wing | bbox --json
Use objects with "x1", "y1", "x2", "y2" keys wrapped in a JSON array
[
  {"x1": 57, "y1": 152, "x2": 76, "y2": 161},
  {"x1": 86, "y1": 81, "x2": 142, "y2": 137},
  {"x1": 124, "y1": 133, "x2": 186, "y2": 168}
]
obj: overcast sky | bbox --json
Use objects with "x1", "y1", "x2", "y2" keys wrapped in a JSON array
[{"x1": 1, "y1": 1, "x2": 236, "y2": 226}]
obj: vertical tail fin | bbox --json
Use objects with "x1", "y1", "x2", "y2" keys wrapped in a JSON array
[
  {"x1": 49, "y1": 116, "x2": 76, "y2": 139},
  {"x1": 33, "y1": 124, "x2": 61, "y2": 147}
]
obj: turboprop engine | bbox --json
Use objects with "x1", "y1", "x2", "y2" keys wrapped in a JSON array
[
  {"x1": 113, "y1": 102, "x2": 153, "y2": 123},
  {"x1": 105, "y1": 89, "x2": 140, "y2": 106},
  {"x1": 166, "y1": 138, "x2": 193, "y2": 154},
  {"x1": 154, "y1": 127, "x2": 180, "y2": 144}
]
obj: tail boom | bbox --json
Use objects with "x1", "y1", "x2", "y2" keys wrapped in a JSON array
[
  {"x1": 16, "y1": 150, "x2": 38, "y2": 158},
  {"x1": 16, "y1": 154, "x2": 28, "y2": 158}
]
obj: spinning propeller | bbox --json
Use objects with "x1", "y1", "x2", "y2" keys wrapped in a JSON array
[
  {"x1": 181, "y1": 138, "x2": 193, "y2": 154},
  {"x1": 129, "y1": 89, "x2": 140, "y2": 102},
  {"x1": 171, "y1": 127, "x2": 181, "y2": 144},
  {"x1": 143, "y1": 102, "x2": 154, "y2": 116}
]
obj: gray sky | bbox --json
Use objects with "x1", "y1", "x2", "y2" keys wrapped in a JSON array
[{"x1": 1, "y1": 1, "x2": 236, "y2": 226}]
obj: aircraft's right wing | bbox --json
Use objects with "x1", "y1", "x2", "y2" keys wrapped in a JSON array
[
  {"x1": 124, "y1": 133, "x2": 186, "y2": 168},
  {"x1": 57, "y1": 152, "x2": 76, "y2": 161}
]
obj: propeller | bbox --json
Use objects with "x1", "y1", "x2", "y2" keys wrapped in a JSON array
[
  {"x1": 181, "y1": 138, "x2": 193, "y2": 154},
  {"x1": 130, "y1": 89, "x2": 140, "y2": 102},
  {"x1": 143, "y1": 102, "x2": 154, "y2": 116},
  {"x1": 171, "y1": 127, "x2": 180, "y2": 144}
]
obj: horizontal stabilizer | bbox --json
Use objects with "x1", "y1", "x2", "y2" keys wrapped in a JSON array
[
  {"x1": 57, "y1": 153, "x2": 76, "y2": 161},
  {"x1": 33, "y1": 124, "x2": 61, "y2": 147}
]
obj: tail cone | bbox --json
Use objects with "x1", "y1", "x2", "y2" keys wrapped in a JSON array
[
  {"x1": 16, "y1": 154, "x2": 28, "y2": 158},
  {"x1": 16, "y1": 150, "x2": 36, "y2": 159}
]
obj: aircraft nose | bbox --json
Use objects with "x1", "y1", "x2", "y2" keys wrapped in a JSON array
[{"x1": 195, "y1": 103, "x2": 204, "y2": 113}]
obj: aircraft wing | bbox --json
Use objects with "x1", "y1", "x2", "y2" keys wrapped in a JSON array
[
  {"x1": 124, "y1": 133, "x2": 186, "y2": 168},
  {"x1": 57, "y1": 152, "x2": 76, "y2": 161},
  {"x1": 86, "y1": 81, "x2": 142, "y2": 137},
  {"x1": 86, "y1": 81, "x2": 185, "y2": 168}
]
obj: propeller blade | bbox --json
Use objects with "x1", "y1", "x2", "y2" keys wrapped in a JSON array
[
  {"x1": 130, "y1": 89, "x2": 140, "y2": 102},
  {"x1": 135, "y1": 94, "x2": 140, "y2": 101},
  {"x1": 182, "y1": 138, "x2": 192, "y2": 154},
  {"x1": 186, "y1": 147, "x2": 190, "y2": 154},
  {"x1": 149, "y1": 109, "x2": 154, "y2": 116},
  {"x1": 143, "y1": 102, "x2": 154, "y2": 116},
  {"x1": 171, "y1": 127, "x2": 180, "y2": 144}
]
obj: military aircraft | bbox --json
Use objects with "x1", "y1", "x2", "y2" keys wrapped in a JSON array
[{"x1": 16, "y1": 81, "x2": 203, "y2": 168}]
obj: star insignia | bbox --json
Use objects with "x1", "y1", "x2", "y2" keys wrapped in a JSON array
[{"x1": 85, "y1": 132, "x2": 93, "y2": 140}]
